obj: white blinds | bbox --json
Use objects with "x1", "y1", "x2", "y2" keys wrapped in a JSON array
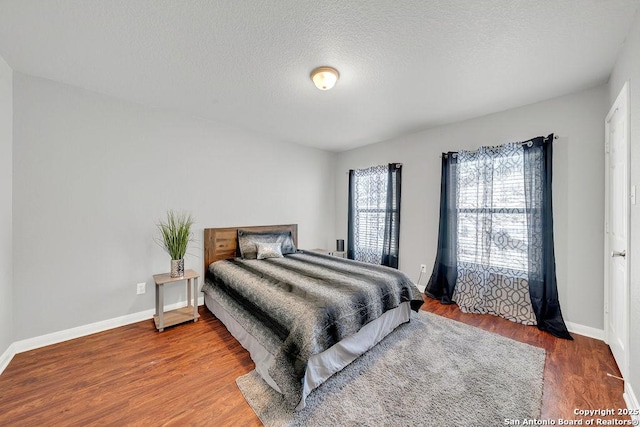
[
  {"x1": 353, "y1": 165, "x2": 388, "y2": 262},
  {"x1": 456, "y1": 144, "x2": 529, "y2": 274}
]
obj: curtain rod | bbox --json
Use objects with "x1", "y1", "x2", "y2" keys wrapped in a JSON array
[
  {"x1": 440, "y1": 134, "x2": 558, "y2": 158},
  {"x1": 345, "y1": 163, "x2": 403, "y2": 174}
]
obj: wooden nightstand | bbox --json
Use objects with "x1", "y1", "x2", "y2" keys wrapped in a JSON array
[{"x1": 153, "y1": 269, "x2": 200, "y2": 332}]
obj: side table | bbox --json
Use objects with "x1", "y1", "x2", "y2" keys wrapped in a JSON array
[{"x1": 153, "y1": 269, "x2": 200, "y2": 332}]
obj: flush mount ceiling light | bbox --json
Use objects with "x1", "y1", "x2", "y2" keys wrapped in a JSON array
[{"x1": 310, "y1": 66, "x2": 340, "y2": 90}]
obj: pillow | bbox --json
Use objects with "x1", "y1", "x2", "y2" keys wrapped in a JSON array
[
  {"x1": 256, "y1": 242, "x2": 284, "y2": 260},
  {"x1": 238, "y1": 230, "x2": 296, "y2": 259}
]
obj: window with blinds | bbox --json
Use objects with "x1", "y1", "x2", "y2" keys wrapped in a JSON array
[
  {"x1": 456, "y1": 147, "x2": 529, "y2": 274},
  {"x1": 354, "y1": 166, "x2": 388, "y2": 259},
  {"x1": 349, "y1": 163, "x2": 401, "y2": 267}
]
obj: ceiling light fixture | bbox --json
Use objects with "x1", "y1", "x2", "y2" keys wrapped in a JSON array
[{"x1": 310, "y1": 66, "x2": 340, "y2": 90}]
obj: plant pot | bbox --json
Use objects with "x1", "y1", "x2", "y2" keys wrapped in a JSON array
[{"x1": 170, "y1": 259, "x2": 184, "y2": 278}]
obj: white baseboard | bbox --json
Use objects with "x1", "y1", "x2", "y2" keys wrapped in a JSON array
[
  {"x1": 1, "y1": 297, "x2": 205, "y2": 374},
  {"x1": 0, "y1": 342, "x2": 16, "y2": 374},
  {"x1": 565, "y1": 321, "x2": 604, "y2": 341},
  {"x1": 624, "y1": 382, "x2": 640, "y2": 423}
]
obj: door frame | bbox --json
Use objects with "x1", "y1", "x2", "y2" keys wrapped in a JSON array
[{"x1": 603, "y1": 81, "x2": 630, "y2": 379}]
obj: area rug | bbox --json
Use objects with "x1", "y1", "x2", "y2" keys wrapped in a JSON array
[{"x1": 236, "y1": 311, "x2": 545, "y2": 427}]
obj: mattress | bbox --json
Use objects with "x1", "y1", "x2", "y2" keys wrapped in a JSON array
[{"x1": 202, "y1": 251, "x2": 424, "y2": 409}]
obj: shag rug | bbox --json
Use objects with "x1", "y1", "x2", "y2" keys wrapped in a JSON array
[{"x1": 236, "y1": 311, "x2": 545, "y2": 427}]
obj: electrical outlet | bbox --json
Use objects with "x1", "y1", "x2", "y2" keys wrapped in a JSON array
[
  {"x1": 420, "y1": 264, "x2": 427, "y2": 273},
  {"x1": 136, "y1": 282, "x2": 146, "y2": 295}
]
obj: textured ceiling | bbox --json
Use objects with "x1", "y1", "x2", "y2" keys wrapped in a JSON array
[{"x1": 0, "y1": 1, "x2": 638, "y2": 152}]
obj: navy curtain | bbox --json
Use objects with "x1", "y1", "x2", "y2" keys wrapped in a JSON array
[
  {"x1": 382, "y1": 164, "x2": 402, "y2": 268},
  {"x1": 523, "y1": 134, "x2": 572, "y2": 339},
  {"x1": 426, "y1": 135, "x2": 572, "y2": 339},
  {"x1": 347, "y1": 170, "x2": 356, "y2": 261},
  {"x1": 425, "y1": 153, "x2": 458, "y2": 303}
]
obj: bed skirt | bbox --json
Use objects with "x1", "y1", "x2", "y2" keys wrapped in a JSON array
[{"x1": 204, "y1": 289, "x2": 411, "y2": 409}]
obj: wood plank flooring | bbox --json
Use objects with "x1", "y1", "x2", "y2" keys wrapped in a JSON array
[{"x1": 0, "y1": 298, "x2": 627, "y2": 426}]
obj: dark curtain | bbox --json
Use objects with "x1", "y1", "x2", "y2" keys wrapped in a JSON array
[
  {"x1": 347, "y1": 164, "x2": 402, "y2": 268},
  {"x1": 523, "y1": 134, "x2": 572, "y2": 339},
  {"x1": 382, "y1": 164, "x2": 402, "y2": 268},
  {"x1": 425, "y1": 153, "x2": 458, "y2": 303},
  {"x1": 347, "y1": 170, "x2": 356, "y2": 260}
]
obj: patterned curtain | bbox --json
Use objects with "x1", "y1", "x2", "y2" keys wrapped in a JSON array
[
  {"x1": 347, "y1": 164, "x2": 402, "y2": 268},
  {"x1": 452, "y1": 142, "x2": 537, "y2": 325},
  {"x1": 427, "y1": 135, "x2": 572, "y2": 339}
]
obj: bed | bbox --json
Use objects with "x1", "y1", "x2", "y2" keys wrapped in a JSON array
[{"x1": 202, "y1": 224, "x2": 424, "y2": 409}]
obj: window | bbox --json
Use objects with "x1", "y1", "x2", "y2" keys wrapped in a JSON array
[
  {"x1": 427, "y1": 135, "x2": 572, "y2": 338},
  {"x1": 456, "y1": 147, "x2": 528, "y2": 275},
  {"x1": 348, "y1": 164, "x2": 401, "y2": 268}
]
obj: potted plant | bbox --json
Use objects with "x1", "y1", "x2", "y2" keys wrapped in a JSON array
[{"x1": 156, "y1": 210, "x2": 194, "y2": 278}]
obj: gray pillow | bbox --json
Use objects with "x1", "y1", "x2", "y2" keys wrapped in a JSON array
[
  {"x1": 256, "y1": 242, "x2": 284, "y2": 260},
  {"x1": 238, "y1": 230, "x2": 296, "y2": 259}
]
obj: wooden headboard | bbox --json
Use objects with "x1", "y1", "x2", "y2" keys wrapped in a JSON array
[{"x1": 203, "y1": 224, "x2": 298, "y2": 271}]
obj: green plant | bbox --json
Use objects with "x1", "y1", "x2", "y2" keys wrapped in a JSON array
[{"x1": 156, "y1": 210, "x2": 195, "y2": 260}]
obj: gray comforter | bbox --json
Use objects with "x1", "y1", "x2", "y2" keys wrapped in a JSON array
[{"x1": 203, "y1": 251, "x2": 424, "y2": 407}]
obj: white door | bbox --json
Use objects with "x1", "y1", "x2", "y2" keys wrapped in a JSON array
[{"x1": 604, "y1": 82, "x2": 630, "y2": 379}]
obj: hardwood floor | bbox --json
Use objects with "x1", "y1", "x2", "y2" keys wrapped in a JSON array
[
  {"x1": 0, "y1": 298, "x2": 627, "y2": 426},
  {"x1": 423, "y1": 298, "x2": 627, "y2": 423}
]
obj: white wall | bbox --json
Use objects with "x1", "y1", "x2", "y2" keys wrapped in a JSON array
[
  {"x1": 335, "y1": 84, "x2": 608, "y2": 331},
  {"x1": 0, "y1": 55, "x2": 13, "y2": 356},
  {"x1": 12, "y1": 73, "x2": 336, "y2": 341},
  {"x1": 609, "y1": 7, "x2": 640, "y2": 407}
]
